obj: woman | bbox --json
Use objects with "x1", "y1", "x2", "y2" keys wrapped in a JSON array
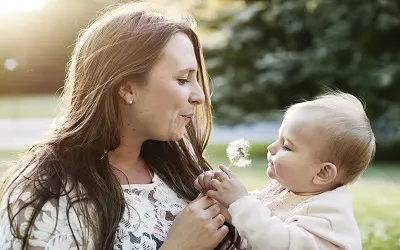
[{"x1": 0, "y1": 2, "x2": 240, "y2": 249}]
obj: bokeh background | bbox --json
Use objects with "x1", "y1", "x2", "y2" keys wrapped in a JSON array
[{"x1": 0, "y1": 0, "x2": 399, "y2": 249}]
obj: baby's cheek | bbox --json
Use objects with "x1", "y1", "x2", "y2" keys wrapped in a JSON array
[
  {"x1": 279, "y1": 166, "x2": 291, "y2": 179},
  {"x1": 277, "y1": 163, "x2": 296, "y2": 179}
]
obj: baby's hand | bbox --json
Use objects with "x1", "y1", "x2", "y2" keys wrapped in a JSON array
[
  {"x1": 206, "y1": 165, "x2": 248, "y2": 208},
  {"x1": 194, "y1": 170, "x2": 216, "y2": 193}
]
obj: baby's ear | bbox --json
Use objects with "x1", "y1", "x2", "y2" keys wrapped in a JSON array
[{"x1": 312, "y1": 162, "x2": 337, "y2": 185}]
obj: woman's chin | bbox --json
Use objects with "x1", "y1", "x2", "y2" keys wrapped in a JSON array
[
  {"x1": 168, "y1": 130, "x2": 185, "y2": 142},
  {"x1": 152, "y1": 132, "x2": 184, "y2": 142}
]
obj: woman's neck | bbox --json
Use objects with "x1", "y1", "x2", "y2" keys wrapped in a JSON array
[
  {"x1": 108, "y1": 139, "x2": 153, "y2": 184},
  {"x1": 109, "y1": 143, "x2": 142, "y2": 169}
]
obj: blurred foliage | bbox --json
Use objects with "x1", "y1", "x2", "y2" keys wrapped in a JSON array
[
  {"x1": 204, "y1": 0, "x2": 400, "y2": 136},
  {"x1": 1, "y1": 0, "x2": 400, "y2": 138},
  {"x1": 374, "y1": 139, "x2": 400, "y2": 162}
]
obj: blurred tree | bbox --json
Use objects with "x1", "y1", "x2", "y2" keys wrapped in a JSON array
[
  {"x1": 1, "y1": 0, "x2": 399, "y2": 137},
  {"x1": 205, "y1": 0, "x2": 400, "y2": 136}
]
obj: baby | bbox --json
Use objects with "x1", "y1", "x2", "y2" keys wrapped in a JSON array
[{"x1": 195, "y1": 91, "x2": 375, "y2": 250}]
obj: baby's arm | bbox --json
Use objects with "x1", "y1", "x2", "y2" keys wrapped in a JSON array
[{"x1": 229, "y1": 195, "x2": 359, "y2": 250}]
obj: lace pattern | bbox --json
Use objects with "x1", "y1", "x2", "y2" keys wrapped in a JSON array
[
  {"x1": 0, "y1": 173, "x2": 189, "y2": 250},
  {"x1": 114, "y1": 174, "x2": 188, "y2": 250}
]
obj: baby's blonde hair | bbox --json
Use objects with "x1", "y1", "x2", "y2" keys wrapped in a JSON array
[{"x1": 285, "y1": 91, "x2": 376, "y2": 184}]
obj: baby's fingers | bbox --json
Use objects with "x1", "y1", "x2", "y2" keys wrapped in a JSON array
[
  {"x1": 219, "y1": 165, "x2": 236, "y2": 179},
  {"x1": 206, "y1": 189, "x2": 220, "y2": 201}
]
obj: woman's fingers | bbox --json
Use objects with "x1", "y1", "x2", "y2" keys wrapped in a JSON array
[
  {"x1": 167, "y1": 200, "x2": 227, "y2": 250},
  {"x1": 194, "y1": 192, "x2": 205, "y2": 201},
  {"x1": 204, "y1": 203, "x2": 221, "y2": 218},
  {"x1": 216, "y1": 225, "x2": 229, "y2": 241},
  {"x1": 188, "y1": 196, "x2": 227, "y2": 241},
  {"x1": 212, "y1": 214, "x2": 226, "y2": 229},
  {"x1": 216, "y1": 202, "x2": 232, "y2": 224},
  {"x1": 189, "y1": 194, "x2": 215, "y2": 210}
]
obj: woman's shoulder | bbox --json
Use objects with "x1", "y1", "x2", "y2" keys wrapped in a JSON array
[
  {"x1": 1, "y1": 162, "x2": 37, "y2": 208},
  {"x1": 0, "y1": 163, "x2": 94, "y2": 249}
]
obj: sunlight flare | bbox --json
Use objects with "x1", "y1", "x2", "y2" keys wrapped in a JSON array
[{"x1": 0, "y1": 0, "x2": 47, "y2": 15}]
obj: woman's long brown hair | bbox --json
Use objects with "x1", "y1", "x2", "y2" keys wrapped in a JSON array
[{"x1": 0, "y1": 2, "x2": 239, "y2": 249}]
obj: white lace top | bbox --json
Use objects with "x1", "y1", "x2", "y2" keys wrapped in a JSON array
[{"x1": 0, "y1": 173, "x2": 189, "y2": 250}]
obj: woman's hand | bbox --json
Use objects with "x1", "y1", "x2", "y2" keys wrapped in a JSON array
[
  {"x1": 161, "y1": 193, "x2": 229, "y2": 250},
  {"x1": 215, "y1": 202, "x2": 232, "y2": 224},
  {"x1": 194, "y1": 174, "x2": 232, "y2": 224},
  {"x1": 194, "y1": 166, "x2": 234, "y2": 224}
]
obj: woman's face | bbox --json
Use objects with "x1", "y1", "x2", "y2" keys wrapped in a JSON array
[{"x1": 124, "y1": 32, "x2": 205, "y2": 141}]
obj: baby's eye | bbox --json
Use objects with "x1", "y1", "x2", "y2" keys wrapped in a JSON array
[
  {"x1": 282, "y1": 145, "x2": 292, "y2": 151},
  {"x1": 177, "y1": 79, "x2": 190, "y2": 85}
]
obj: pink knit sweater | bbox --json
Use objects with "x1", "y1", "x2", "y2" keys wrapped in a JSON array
[{"x1": 229, "y1": 180, "x2": 362, "y2": 250}]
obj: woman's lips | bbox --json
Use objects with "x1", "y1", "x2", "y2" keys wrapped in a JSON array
[{"x1": 181, "y1": 114, "x2": 194, "y2": 121}]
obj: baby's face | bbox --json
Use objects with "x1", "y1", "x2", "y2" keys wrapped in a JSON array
[{"x1": 267, "y1": 111, "x2": 326, "y2": 193}]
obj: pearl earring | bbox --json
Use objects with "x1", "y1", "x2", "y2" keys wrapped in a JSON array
[{"x1": 128, "y1": 100, "x2": 133, "y2": 104}]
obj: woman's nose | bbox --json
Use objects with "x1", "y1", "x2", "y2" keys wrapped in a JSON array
[{"x1": 189, "y1": 81, "x2": 205, "y2": 105}]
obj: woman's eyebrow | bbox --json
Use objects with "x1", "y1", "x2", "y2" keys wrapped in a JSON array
[{"x1": 177, "y1": 67, "x2": 197, "y2": 74}]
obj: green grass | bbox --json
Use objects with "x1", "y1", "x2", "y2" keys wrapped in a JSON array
[
  {"x1": 2, "y1": 144, "x2": 400, "y2": 250},
  {"x1": 205, "y1": 144, "x2": 400, "y2": 250},
  {"x1": 0, "y1": 95, "x2": 62, "y2": 118}
]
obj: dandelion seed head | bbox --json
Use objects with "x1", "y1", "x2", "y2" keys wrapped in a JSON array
[
  {"x1": 233, "y1": 158, "x2": 252, "y2": 168},
  {"x1": 226, "y1": 138, "x2": 251, "y2": 168}
]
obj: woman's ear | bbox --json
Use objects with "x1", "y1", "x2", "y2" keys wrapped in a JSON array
[
  {"x1": 313, "y1": 162, "x2": 337, "y2": 185},
  {"x1": 118, "y1": 81, "x2": 137, "y2": 105}
]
